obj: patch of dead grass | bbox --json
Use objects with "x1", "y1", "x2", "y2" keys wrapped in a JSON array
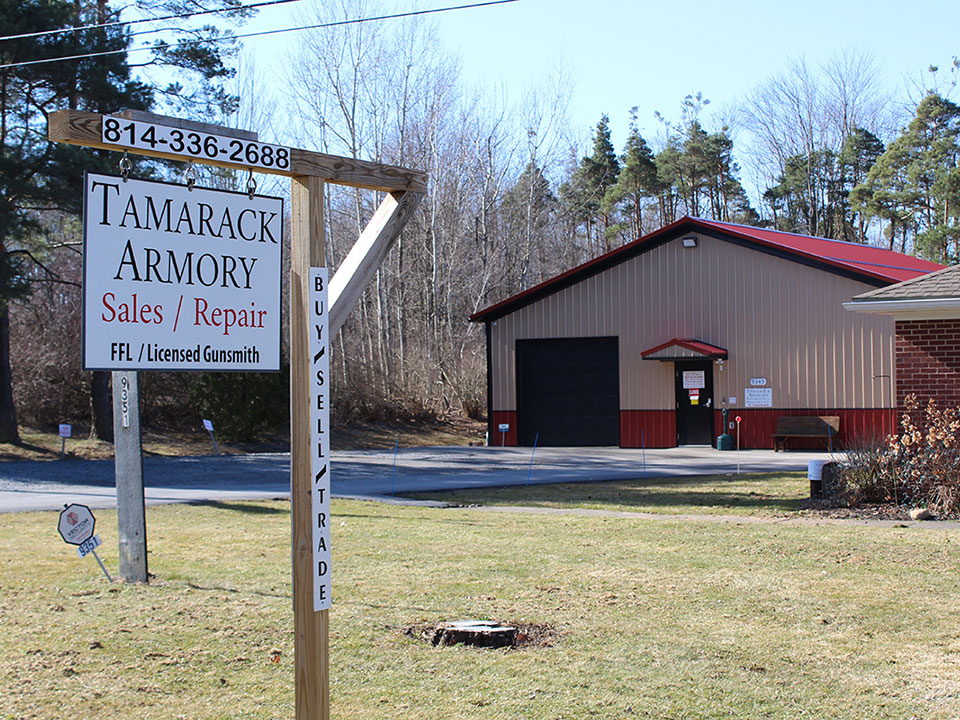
[{"x1": 0, "y1": 416, "x2": 486, "y2": 461}]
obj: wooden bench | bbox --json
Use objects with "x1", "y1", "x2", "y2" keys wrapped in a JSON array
[{"x1": 771, "y1": 416, "x2": 839, "y2": 451}]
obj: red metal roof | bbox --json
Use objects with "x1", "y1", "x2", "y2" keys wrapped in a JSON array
[
  {"x1": 640, "y1": 338, "x2": 728, "y2": 359},
  {"x1": 693, "y1": 218, "x2": 943, "y2": 283},
  {"x1": 470, "y1": 217, "x2": 945, "y2": 322}
]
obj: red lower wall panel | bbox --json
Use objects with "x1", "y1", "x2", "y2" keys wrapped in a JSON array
[
  {"x1": 490, "y1": 410, "x2": 518, "y2": 446},
  {"x1": 619, "y1": 411, "x2": 677, "y2": 448},
  {"x1": 712, "y1": 408, "x2": 897, "y2": 450},
  {"x1": 496, "y1": 408, "x2": 895, "y2": 449}
]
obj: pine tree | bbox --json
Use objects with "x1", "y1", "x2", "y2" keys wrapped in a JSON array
[
  {"x1": 0, "y1": 0, "x2": 243, "y2": 443},
  {"x1": 560, "y1": 114, "x2": 621, "y2": 254},
  {"x1": 607, "y1": 107, "x2": 659, "y2": 239},
  {"x1": 838, "y1": 128, "x2": 884, "y2": 242},
  {"x1": 0, "y1": 0, "x2": 154, "y2": 443},
  {"x1": 654, "y1": 141, "x2": 682, "y2": 225},
  {"x1": 852, "y1": 93, "x2": 960, "y2": 259}
]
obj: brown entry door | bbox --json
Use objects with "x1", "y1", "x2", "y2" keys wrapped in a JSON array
[{"x1": 674, "y1": 360, "x2": 714, "y2": 445}]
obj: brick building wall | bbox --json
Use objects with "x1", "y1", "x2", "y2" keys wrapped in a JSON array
[{"x1": 895, "y1": 319, "x2": 960, "y2": 408}]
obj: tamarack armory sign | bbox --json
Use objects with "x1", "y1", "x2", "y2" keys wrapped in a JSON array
[{"x1": 82, "y1": 172, "x2": 282, "y2": 371}]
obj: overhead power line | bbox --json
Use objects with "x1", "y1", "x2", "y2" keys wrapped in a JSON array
[
  {"x1": 0, "y1": 0, "x2": 518, "y2": 70},
  {"x1": 0, "y1": 0, "x2": 302, "y2": 43}
]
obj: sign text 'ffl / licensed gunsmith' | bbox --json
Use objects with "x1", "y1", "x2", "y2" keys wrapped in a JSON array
[{"x1": 82, "y1": 172, "x2": 282, "y2": 371}]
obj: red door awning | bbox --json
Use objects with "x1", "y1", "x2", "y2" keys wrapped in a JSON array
[{"x1": 640, "y1": 338, "x2": 728, "y2": 361}]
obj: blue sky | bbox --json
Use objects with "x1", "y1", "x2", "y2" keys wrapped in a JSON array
[
  {"x1": 246, "y1": 0, "x2": 958, "y2": 155},
  {"x1": 429, "y1": 0, "x2": 959, "y2": 139}
]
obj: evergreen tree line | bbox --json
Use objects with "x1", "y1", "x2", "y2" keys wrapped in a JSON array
[{"x1": 4, "y1": 1, "x2": 960, "y2": 442}]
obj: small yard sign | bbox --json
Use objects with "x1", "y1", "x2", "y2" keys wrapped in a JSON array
[
  {"x1": 58, "y1": 503, "x2": 112, "y2": 580},
  {"x1": 58, "y1": 424, "x2": 72, "y2": 458},
  {"x1": 58, "y1": 503, "x2": 96, "y2": 546},
  {"x1": 82, "y1": 173, "x2": 282, "y2": 371},
  {"x1": 202, "y1": 418, "x2": 220, "y2": 454}
]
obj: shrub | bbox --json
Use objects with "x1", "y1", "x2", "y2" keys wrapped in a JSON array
[
  {"x1": 885, "y1": 395, "x2": 960, "y2": 513},
  {"x1": 834, "y1": 395, "x2": 960, "y2": 515},
  {"x1": 835, "y1": 434, "x2": 897, "y2": 505},
  {"x1": 188, "y1": 369, "x2": 290, "y2": 442}
]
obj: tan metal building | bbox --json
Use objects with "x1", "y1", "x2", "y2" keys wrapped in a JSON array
[{"x1": 470, "y1": 217, "x2": 943, "y2": 449}]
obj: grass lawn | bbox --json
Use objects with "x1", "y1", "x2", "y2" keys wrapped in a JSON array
[
  {"x1": 409, "y1": 471, "x2": 811, "y2": 517},
  {"x1": 3, "y1": 496, "x2": 960, "y2": 719}
]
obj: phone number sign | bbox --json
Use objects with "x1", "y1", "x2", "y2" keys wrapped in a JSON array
[
  {"x1": 82, "y1": 172, "x2": 282, "y2": 371},
  {"x1": 101, "y1": 116, "x2": 290, "y2": 171}
]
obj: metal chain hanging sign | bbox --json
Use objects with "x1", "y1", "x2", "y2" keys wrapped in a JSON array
[{"x1": 82, "y1": 172, "x2": 283, "y2": 371}]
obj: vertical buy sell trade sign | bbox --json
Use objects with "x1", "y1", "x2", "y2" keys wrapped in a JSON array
[
  {"x1": 309, "y1": 268, "x2": 331, "y2": 610},
  {"x1": 82, "y1": 172, "x2": 282, "y2": 371}
]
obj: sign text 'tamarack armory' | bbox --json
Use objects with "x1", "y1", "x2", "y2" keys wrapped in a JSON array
[{"x1": 82, "y1": 172, "x2": 282, "y2": 371}]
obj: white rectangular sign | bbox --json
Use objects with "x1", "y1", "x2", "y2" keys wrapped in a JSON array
[
  {"x1": 101, "y1": 116, "x2": 291, "y2": 172},
  {"x1": 682, "y1": 370, "x2": 705, "y2": 389},
  {"x1": 58, "y1": 424, "x2": 72, "y2": 438},
  {"x1": 309, "y1": 268, "x2": 332, "y2": 611},
  {"x1": 744, "y1": 387, "x2": 773, "y2": 408},
  {"x1": 82, "y1": 173, "x2": 282, "y2": 371}
]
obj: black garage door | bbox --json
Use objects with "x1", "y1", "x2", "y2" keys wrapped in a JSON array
[{"x1": 516, "y1": 337, "x2": 620, "y2": 446}]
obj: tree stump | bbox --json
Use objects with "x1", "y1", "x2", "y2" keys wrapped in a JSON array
[{"x1": 430, "y1": 620, "x2": 517, "y2": 648}]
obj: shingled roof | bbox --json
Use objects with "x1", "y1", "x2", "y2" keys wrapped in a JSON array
[
  {"x1": 851, "y1": 264, "x2": 960, "y2": 302},
  {"x1": 471, "y1": 216, "x2": 944, "y2": 323}
]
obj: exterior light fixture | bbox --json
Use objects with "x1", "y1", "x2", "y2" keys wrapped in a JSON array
[{"x1": 681, "y1": 236, "x2": 698, "y2": 248}]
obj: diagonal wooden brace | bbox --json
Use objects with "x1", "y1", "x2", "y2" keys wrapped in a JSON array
[{"x1": 328, "y1": 190, "x2": 424, "y2": 334}]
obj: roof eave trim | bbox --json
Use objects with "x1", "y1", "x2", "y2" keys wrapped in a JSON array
[{"x1": 843, "y1": 298, "x2": 960, "y2": 314}]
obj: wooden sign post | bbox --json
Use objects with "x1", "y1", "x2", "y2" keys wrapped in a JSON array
[{"x1": 49, "y1": 108, "x2": 425, "y2": 719}]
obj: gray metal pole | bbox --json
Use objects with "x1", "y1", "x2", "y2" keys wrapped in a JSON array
[
  {"x1": 91, "y1": 549, "x2": 113, "y2": 582},
  {"x1": 112, "y1": 371, "x2": 148, "y2": 583}
]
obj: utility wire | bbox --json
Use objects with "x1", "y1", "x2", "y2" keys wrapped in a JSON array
[
  {"x1": 0, "y1": 0, "x2": 517, "y2": 71},
  {"x1": 0, "y1": 0, "x2": 301, "y2": 43}
]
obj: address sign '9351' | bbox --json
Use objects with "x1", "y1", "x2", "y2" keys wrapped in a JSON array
[{"x1": 101, "y1": 115, "x2": 290, "y2": 171}]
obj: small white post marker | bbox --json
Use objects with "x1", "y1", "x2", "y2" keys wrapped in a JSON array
[
  {"x1": 735, "y1": 415, "x2": 742, "y2": 475},
  {"x1": 58, "y1": 424, "x2": 71, "y2": 459},
  {"x1": 202, "y1": 419, "x2": 220, "y2": 455}
]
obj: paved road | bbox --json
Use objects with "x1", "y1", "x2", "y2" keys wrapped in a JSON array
[{"x1": 0, "y1": 445, "x2": 834, "y2": 513}]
